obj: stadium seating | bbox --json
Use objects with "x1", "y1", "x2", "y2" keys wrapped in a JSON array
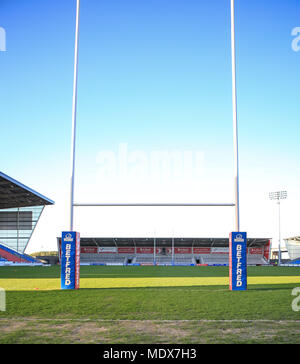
[
  {"x1": 155, "y1": 256, "x2": 172, "y2": 264},
  {"x1": 0, "y1": 243, "x2": 41, "y2": 264},
  {"x1": 80, "y1": 253, "x2": 127, "y2": 265},
  {"x1": 200, "y1": 253, "x2": 268, "y2": 266},
  {"x1": 247, "y1": 255, "x2": 268, "y2": 265},
  {"x1": 201, "y1": 254, "x2": 228, "y2": 265},
  {"x1": 135, "y1": 254, "x2": 155, "y2": 264},
  {"x1": 77, "y1": 248, "x2": 269, "y2": 266},
  {"x1": 173, "y1": 254, "x2": 194, "y2": 265},
  {"x1": 80, "y1": 253, "x2": 196, "y2": 265}
]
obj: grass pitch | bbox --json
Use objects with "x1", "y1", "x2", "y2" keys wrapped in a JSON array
[{"x1": 1, "y1": 265, "x2": 300, "y2": 343}]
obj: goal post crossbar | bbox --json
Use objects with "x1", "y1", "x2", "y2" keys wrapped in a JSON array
[{"x1": 73, "y1": 203, "x2": 235, "y2": 207}]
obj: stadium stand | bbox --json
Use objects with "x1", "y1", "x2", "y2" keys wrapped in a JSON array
[
  {"x1": 0, "y1": 171, "x2": 54, "y2": 263},
  {"x1": 0, "y1": 242, "x2": 41, "y2": 264},
  {"x1": 284, "y1": 237, "x2": 300, "y2": 262},
  {"x1": 57, "y1": 237, "x2": 272, "y2": 267}
]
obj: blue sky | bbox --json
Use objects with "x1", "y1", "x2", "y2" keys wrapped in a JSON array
[{"x1": 0, "y1": 0, "x2": 299, "y2": 253}]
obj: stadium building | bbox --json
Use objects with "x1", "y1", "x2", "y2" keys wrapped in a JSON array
[
  {"x1": 284, "y1": 236, "x2": 300, "y2": 263},
  {"x1": 0, "y1": 171, "x2": 54, "y2": 264},
  {"x1": 57, "y1": 237, "x2": 271, "y2": 266}
]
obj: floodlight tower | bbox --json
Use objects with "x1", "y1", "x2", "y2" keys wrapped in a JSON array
[{"x1": 269, "y1": 191, "x2": 287, "y2": 266}]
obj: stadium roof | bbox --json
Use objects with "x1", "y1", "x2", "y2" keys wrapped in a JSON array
[
  {"x1": 0, "y1": 171, "x2": 54, "y2": 209},
  {"x1": 58, "y1": 237, "x2": 270, "y2": 248},
  {"x1": 284, "y1": 236, "x2": 300, "y2": 242}
]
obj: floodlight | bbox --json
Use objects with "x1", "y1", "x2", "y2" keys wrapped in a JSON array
[
  {"x1": 269, "y1": 190, "x2": 287, "y2": 266},
  {"x1": 269, "y1": 191, "x2": 287, "y2": 200}
]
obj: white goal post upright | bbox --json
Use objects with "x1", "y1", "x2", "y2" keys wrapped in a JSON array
[
  {"x1": 68, "y1": 0, "x2": 241, "y2": 232},
  {"x1": 70, "y1": 0, "x2": 80, "y2": 232},
  {"x1": 230, "y1": 0, "x2": 240, "y2": 232},
  {"x1": 229, "y1": 2, "x2": 247, "y2": 292}
]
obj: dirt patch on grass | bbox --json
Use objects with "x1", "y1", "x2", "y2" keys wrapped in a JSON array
[
  {"x1": 1, "y1": 319, "x2": 300, "y2": 344},
  {"x1": 0, "y1": 320, "x2": 27, "y2": 333},
  {"x1": 0, "y1": 319, "x2": 111, "y2": 344},
  {"x1": 118, "y1": 321, "x2": 191, "y2": 342}
]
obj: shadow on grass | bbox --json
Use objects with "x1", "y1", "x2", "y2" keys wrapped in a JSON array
[
  {"x1": 0, "y1": 265, "x2": 229, "y2": 279},
  {"x1": 2, "y1": 283, "x2": 297, "y2": 293},
  {"x1": 2, "y1": 265, "x2": 300, "y2": 280},
  {"x1": 74, "y1": 283, "x2": 300, "y2": 292}
]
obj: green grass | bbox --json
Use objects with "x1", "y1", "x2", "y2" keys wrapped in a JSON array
[{"x1": 0, "y1": 265, "x2": 300, "y2": 343}]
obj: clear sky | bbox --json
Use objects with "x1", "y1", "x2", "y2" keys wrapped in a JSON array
[{"x1": 0, "y1": 0, "x2": 299, "y2": 253}]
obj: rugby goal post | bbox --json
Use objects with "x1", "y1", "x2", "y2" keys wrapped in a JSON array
[
  {"x1": 61, "y1": 0, "x2": 246, "y2": 291},
  {"x1": 68, "y1": 0, "x2": 240, "y2": 231}
]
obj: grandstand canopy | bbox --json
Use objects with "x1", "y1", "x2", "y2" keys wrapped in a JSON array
[
  {"x1": 0, "y1": 171, "x2": 54, "y2": 209},
  {"x1": 58, "y1": 237, "x2": 270, "y2": 248}
]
